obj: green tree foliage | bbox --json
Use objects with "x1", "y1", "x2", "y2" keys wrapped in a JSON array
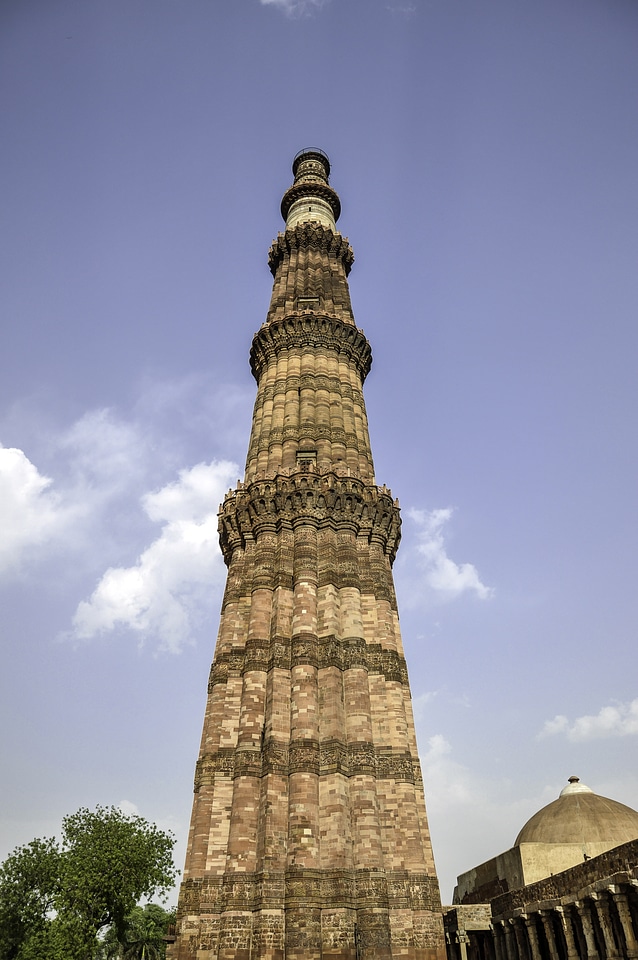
[
  {"x1": 0, "y1": 838, "x2": 61, "y2": 959},
  {"x1": 96, "y1": 904, "x2": 176, "y2": 960},
  {"x1": 0, "y1": 807, "x2": 176, "y2": 960}
]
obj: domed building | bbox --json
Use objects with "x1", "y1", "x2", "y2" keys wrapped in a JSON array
[
  {"x1": 444, "y1": 779, "x2": 638, "y2": 960},
  {"x1": 454, "y1": 777, "x2": 638, "y2": 903},
  {"x1": 516, "y1": 776, "x2": 638, "y2": 845}
]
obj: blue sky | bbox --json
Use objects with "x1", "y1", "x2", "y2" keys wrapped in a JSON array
[{"x1": 1, "y1": 0, "x2": 637, "y2": 901}]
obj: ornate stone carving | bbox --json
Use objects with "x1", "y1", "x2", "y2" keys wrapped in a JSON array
[
  {"x1": 376, "y1": 752, "x2": 416, "y2": 783},
  {"x1": 291, "y1": 634, "x2": 319, "y2": 666},
  {"x1": 288, "y1": 737, "x2": 320, "y2": 774},
  {"x1": 219, "y1": 471, "x2": 401, "y2": 567},
  {"x1": 250, "y1": 314, "x2": 370, "y2": 383},
  {"x1": 232, "y1": 747, "x2": 262, "y2": 778},
  {"x1": 208, "y1": 637, "x2": 410, "y2": 690},
  {"x1": 193, "y1": 740, "x2": 419, "y2": 783},
  {"x1": 348, "y1": 741, "x2": 377, "y2": 775},
  {"x1": 177, "y1": 869, "x2": 441, "y2": 927}
]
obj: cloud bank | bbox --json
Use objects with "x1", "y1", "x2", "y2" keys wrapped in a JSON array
[
  {"x1": 0, "y1": 445, "x2": 78, "y2": 575},
  {"x1": 260, "y1": 0, "x2": 328, "y2": 15},
  {"x1": 406, "y1": 507, "x2": 493, "y2": 603},
  {"x1": 539, "y1": 699, "x2": 638, "y2": 741},
  {"x1": 1, "y1": 377, "x2": 251, "y2": 651},
  {"x1": 71, "y1": 460, "x2": 238, "y2": 653}
]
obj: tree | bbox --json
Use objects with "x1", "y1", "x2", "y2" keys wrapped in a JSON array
[
  {"x1": 121, "y1": 904, "x2": 175, "y2": 960},
  {"x1": 0, "y1": 838, "x2": 61, "y2": 959},
  {"x1": 96, "y1": 904, "x2": 176, "y2": 960},
  {"x1": 0, "y1": 807, "x2": 176, "y2": 960}
]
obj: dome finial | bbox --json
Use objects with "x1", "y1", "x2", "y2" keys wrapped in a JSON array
[{"x1": 560, "y1": 776, "x2": 593, "y2": 797}]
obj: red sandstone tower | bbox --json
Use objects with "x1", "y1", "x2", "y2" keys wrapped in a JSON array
[{"x1": 170, "y1": 150, "x2": 446, "y2": 960}]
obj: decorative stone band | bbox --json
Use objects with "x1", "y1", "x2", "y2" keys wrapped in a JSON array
[
  {"x1": 268, "y1": 223, "x2": 353, "y2": 275},
  {"x1": 280, "y1": 180, "x2": 342, "y2": 223},
  {"x1": 248, "y1": 422, "x2": 365, "y2": 452},
  {"x1": 256, "y1": 371, "x2": 364, "y2": 400},
  {"x1": 194, "y1": 739, "x2": 421, "y2": 785},
  {"x1": 209, "y1": 637, "x2": 409, "y2": 685},
  {"x1": 250, "y1": 312, "x2": 370, "y2": 383},
  {"x1": 218, "y1": 471, "x2": 400, "y2": 565},
  {"x1": 178, "y1": 869, "x2": 441, "y2": 915}
]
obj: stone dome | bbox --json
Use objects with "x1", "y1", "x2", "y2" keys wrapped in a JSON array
[{"x1": 515, "y1": 777, "x2": 638, "y2": 846}]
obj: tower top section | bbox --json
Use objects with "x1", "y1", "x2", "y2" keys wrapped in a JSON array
[
  {"x1": 292, "y1": 146, "x2": 331, "y2": 178},
  {"x1": 281, "y1": 147, "x2": 341, "y2": 231}
]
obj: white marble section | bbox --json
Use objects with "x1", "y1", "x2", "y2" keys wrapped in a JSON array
[{"x1": 285, "y1": 195, "x2": 336, "y2": 231}]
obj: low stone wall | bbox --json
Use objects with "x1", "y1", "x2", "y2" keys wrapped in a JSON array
[
  {"x1": 491, "y1": 837, "x2": 638, "y2": 916},
  {"x1": 443, "y1": 904, "x2": 492, "y2": 928}
]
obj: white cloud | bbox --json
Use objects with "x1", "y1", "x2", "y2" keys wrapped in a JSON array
[
  {"x1": 60, "y1": 408, "x2": 149, "y2": 496},
  {"x1": 260, "y1": 0, "x2": 328, "y2": 15},
  {"x1": 412, "y1": 690, "x2": 438, "y2": 722},
  {"x1": 537, "y1": 714, "x2": 569, "y2": 738},
  {"x1": 538, "y1": 699, "x2": 638, "y2": 741},
  {"x1": 0, "y1": 445, "x2": 77, "y2": 575},
  {"x1": 406, "y1": 507, "x2": 493, "y2": 602},
  {"x1": 71, "y1": 460, "x2": 239, "y2": 653},
  {"x1": 387, "y1": 2, "x2": 417, "y2": 14},
  {"x1": 422, "y1": 734, "x2": 478, "y2": 807},
  {"x1": 0, "y1": 408, "x2": 156, "y2": 578}
]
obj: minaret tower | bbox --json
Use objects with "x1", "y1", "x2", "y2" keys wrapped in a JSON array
[{"x1": 171, "y1": 150, "x2": 446, "y2": 960}]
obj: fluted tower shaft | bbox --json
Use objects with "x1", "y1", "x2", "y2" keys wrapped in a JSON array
[{"x1": 171, "y1": 150, "x2": 446, "y2": 960}]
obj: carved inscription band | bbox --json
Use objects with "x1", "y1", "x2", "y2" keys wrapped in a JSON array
[
  {"x1": 194, "y1": 740, "x2": 421, "y2": 785},
  {"x1": 179, "y1": 869, "x2": 441, "y2": 915},
  {"x1": 208, "y1": 637, "x2": 409, "y2": 685}
]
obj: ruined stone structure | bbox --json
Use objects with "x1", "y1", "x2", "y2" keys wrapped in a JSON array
[
  {"x1": 455, "y1": 778, "x2": 638, "y2": 905},
  {"x1": 444, "y1": 780, "x2": 638, "y2": 960},
  {"x1": 445, "y1": 841, "x2": 638, "y2": 960},
  {"x1": 169, "y1": 150, "x2": 447, "y2": 960}
]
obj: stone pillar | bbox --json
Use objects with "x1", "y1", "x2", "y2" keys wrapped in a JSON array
[
  {"x1": 610, "y1": 889, "x2": 638, "y2": 960},
  {"x1": 503, "y1": 920, "x2": 519, "y2": 960},
  {"x1": 483, "y1": 930, "x2": 497, "y2": 960},
  {"x1": 512, "y1": 918, "x2": 528, "y2": 960},
  {"x1": 540, "y1": 910, "x2": 561, "y2": 960},
  {"x1": 556, "y1": 906, "x2": 580, "y2": 960},
  {"x1": 591, "y1": 893, "x2": 619, "y2": 960},
  {"x1": 492, "y1": 922, "x2": 505, "y2": 960},
  {"x1": 575, "y1": 901, "x2": 600, "y2": 960},
  {"x1": 523, "y1": 914, "x2": 542, "y2": 960}
]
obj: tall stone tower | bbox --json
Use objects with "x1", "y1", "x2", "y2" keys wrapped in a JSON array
[{"x1": 171, "y1": 150, "x2": 446, "y2": 960}]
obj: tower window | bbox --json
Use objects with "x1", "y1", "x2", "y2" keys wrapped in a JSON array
[
  {"x1": 296, "y1": 449, "x2": 317, "y2": 468},
  {"x1": 297, "y1": 296, "x2": 319, "y2": 310}
]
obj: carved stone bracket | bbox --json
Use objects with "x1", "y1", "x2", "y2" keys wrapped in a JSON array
[
  {"x1": 268, "y1": 222, "x2": 352, "y2": 274},
  {"x1": 250, "y1": 313, "x2": 370, "y2": 383},
  {"x1": 218, "y1": 471, "x2": 400, "y2": 565}
]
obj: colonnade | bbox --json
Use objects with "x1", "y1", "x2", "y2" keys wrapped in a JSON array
[{"x1": 445, "y1": 874, "x2": 638, "y2": 960}]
